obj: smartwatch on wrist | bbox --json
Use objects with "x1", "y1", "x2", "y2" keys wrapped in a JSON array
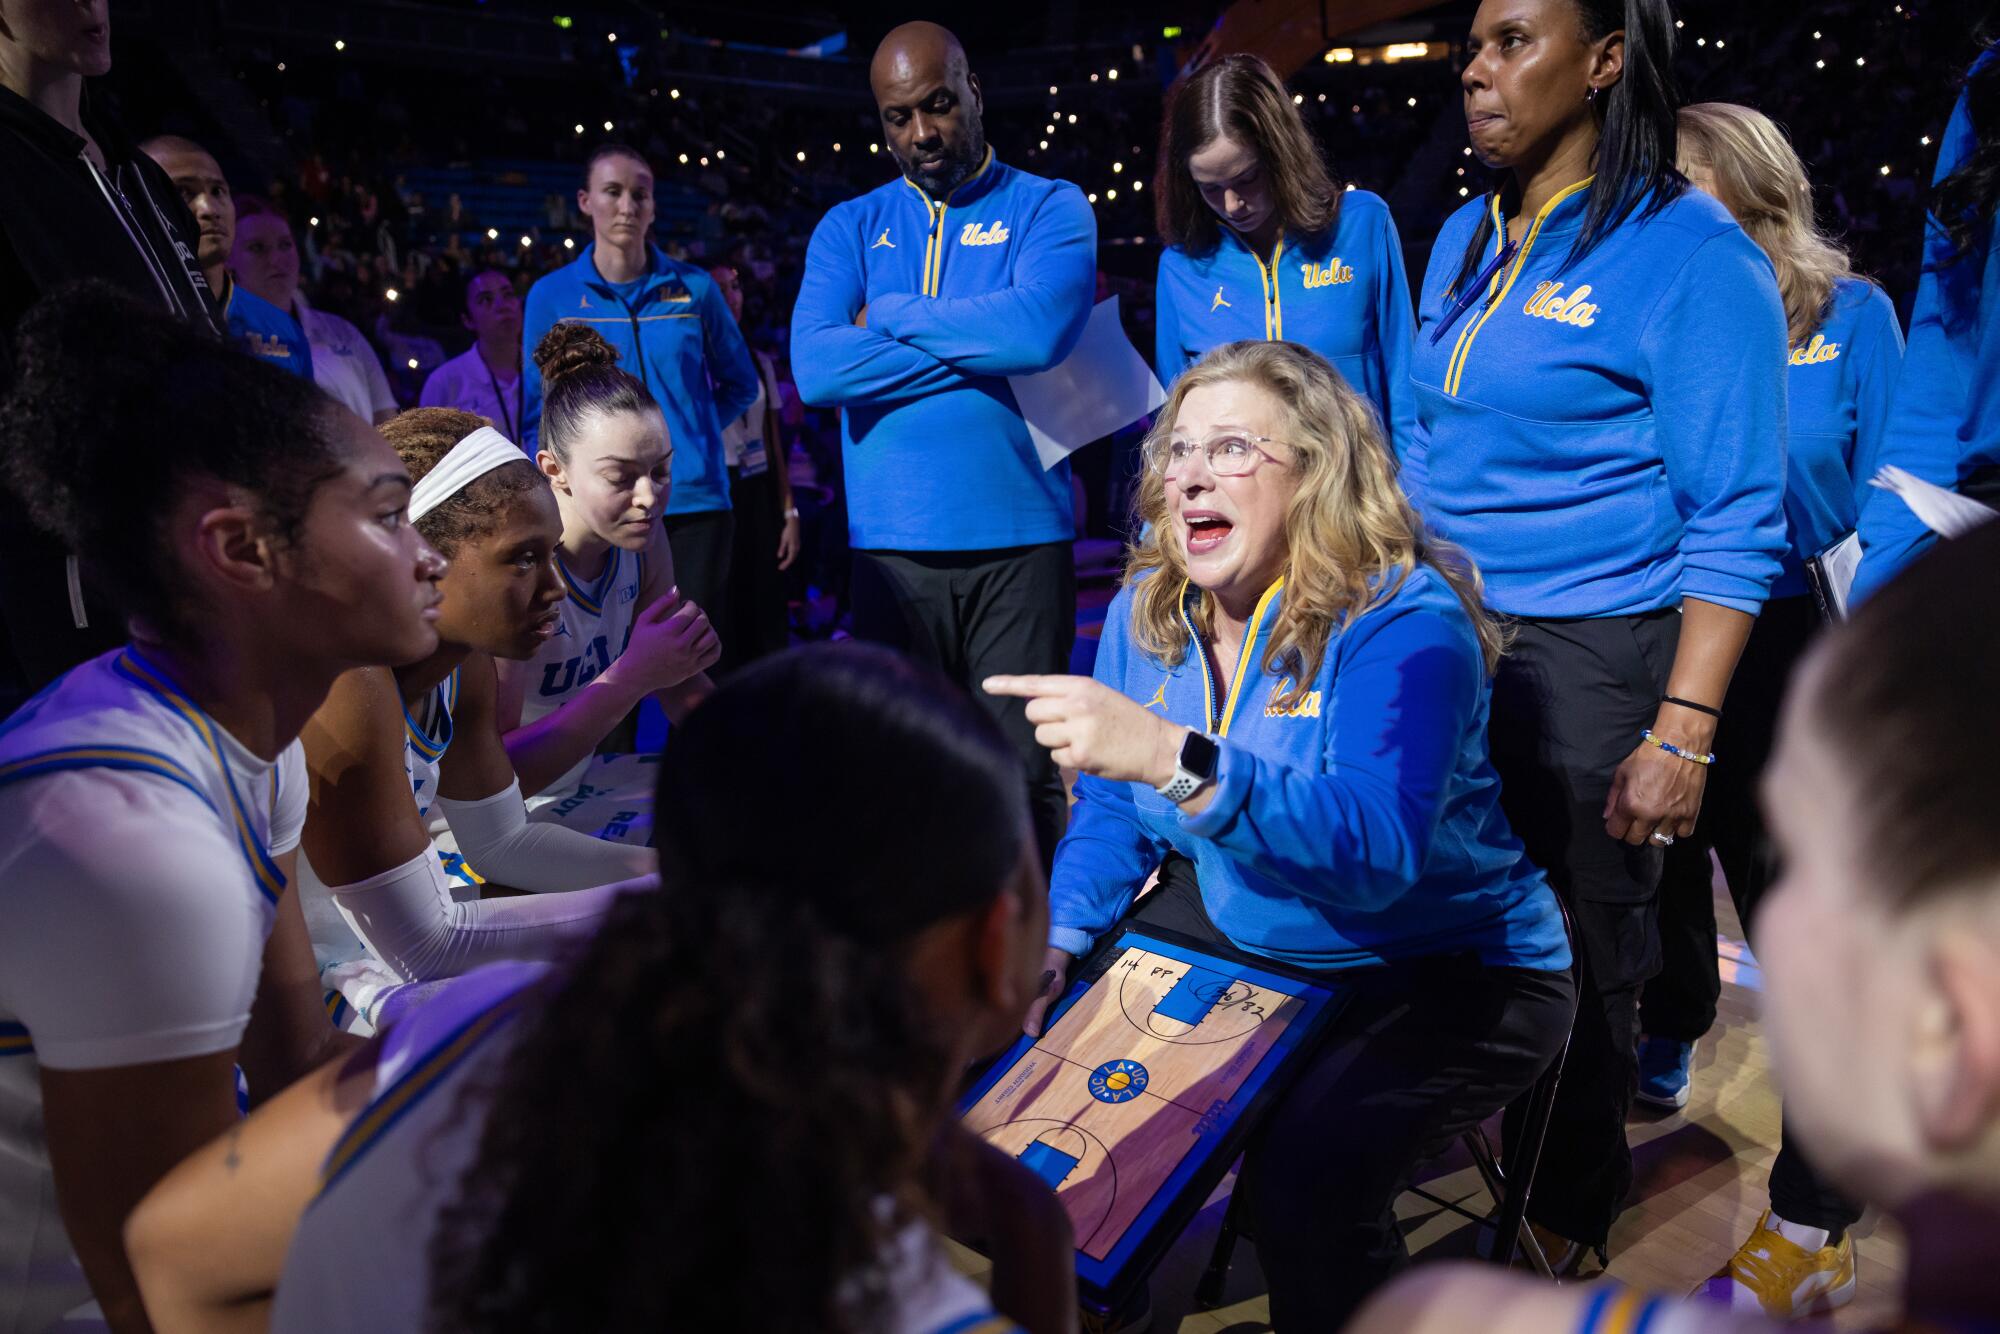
[{"x1": 1155, "y1": 730, "x2": 1220, "y2": 803}]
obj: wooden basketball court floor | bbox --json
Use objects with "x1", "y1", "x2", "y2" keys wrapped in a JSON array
[{"x1": 948, "y1": 869, "x2": 1906, "y2": 1330}]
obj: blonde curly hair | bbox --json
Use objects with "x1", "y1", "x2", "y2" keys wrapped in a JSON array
[{"x1": 1126, "y1": 341, "x2": 1504, "y2": 709}]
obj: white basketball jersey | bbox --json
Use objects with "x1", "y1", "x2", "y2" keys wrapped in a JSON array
[
  {"x1": 301, "y1": 669, "x2": 477, "y2": 985},
  {"x1": 518, "y1": 547, "x2": 645, "y2": 802},
  {"x1": 0, "y1": 649, "x2": 303, "y2": 1331}
]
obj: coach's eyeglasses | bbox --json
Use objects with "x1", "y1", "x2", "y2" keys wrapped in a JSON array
[{"x1": 1147, "y1": 433, "x2": 1290, "y2": 479}]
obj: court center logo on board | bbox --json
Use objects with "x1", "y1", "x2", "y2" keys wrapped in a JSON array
[{"x1": 1088, "y1": 1058, "x2": 1149, "y2": 1104}]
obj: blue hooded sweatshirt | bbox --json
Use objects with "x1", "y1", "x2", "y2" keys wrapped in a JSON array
[
  {"x1": 1154, "y1": 189, "x2": 1417, "y2": 457},
  {"x1": 1775, "y1": 277, "x2": 1904, "y2": 596},
  {"x1": 1853, "y1": 51, "x2": 2000, "y2": 600},
  {"x1": 1408, "y1": 179, "x2": 1789, "y2": 618},
  {"x1": 520, "y1": 243, "x2": 758, "y2": 517},
  {"x1": 1049, "y1": 569, "x2": 1570, "y2": 973},
  {"x1": 790, "y1": 151, "x2": 1097, "y2": 550}
]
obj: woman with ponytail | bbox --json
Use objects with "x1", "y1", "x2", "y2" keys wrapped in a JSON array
[
  {"x1": 1407, "y1": 0, "x2": 1789, "y2": 1272},
  {"x1": 1636, "y1": 102, "x2": 1904, "y2": 1317},
  {"x1": 1852, "y1": 45, "x2": 2000, "y2": 597},
  {"x1": 492, "y1": 323, "x2": 720, "y2": 848},
  {"x1": 125, "y1": 645, "x2": 1074, "y2": 1334}
]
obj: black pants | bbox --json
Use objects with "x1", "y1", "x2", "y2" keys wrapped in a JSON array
[
  {"x1": 1640, "y1": 596, "x2": 1861, "y2": 1236},
  {"x1": 719, "y1": 469, "x2": 789, "y2": 674},
  {"x1": 851, "y1": 543, "x2": 1074, "y2": 869},
  {"x1": 661, "y1": 508, "x2": 735, "y2": 645},
  {"x1": 1488, "y1": 610, "x2": 1678, "y2": 1248},
  {"x1": 1135, "y1": 860, "x2": 1574, "y2": 1328}
]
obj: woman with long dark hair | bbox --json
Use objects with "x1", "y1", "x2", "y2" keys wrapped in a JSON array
[
  {"x1": 125, "y1": 645, "x2": 1075, "y2": 1334},
  {"x1": 1408, "y1": 0, "x2": 1789, "y2": 1271},
  {"x1": 1852, "y1": 46, "x2": 2000, "y2": 596},
  {"x1": 1152, "y1": 55, "x2": 1417, "y2": 458}
]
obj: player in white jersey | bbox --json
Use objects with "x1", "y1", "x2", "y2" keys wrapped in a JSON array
[
  {"x1": 299, "y1": 409, "x2": 655, "y2": 1029},
  {"x1": 125, "y1": 646, "x2": 1078, "y2": 1334},
  {"x1": 0, "y1": 282, "x2": 444, "y2": 1331},
  {"x1": 495, "y1": 324, "x2": 720, "y2": 846}
]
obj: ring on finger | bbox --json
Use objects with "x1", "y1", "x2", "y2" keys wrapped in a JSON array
[{"x1": 1650, "y1": 831, "x2": 1676, "y2": 846}]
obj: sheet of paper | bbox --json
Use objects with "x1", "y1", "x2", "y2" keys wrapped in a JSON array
[
  {"x1": 1870, "y1": 464, "x2": 2000, "y2": 539},
  {"x1": 1008, "y1": 296, "x2": 1166, "y2": 470},
  {"x1": 1813, "y1": 530, "x2": 1862, "y2": 620}
]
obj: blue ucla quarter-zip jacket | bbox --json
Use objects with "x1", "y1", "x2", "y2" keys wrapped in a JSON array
[
  {"x1": 1775, "y1": 277, "x2": 1904, "y2": 596},
  {"x1": 1049, "y1": 569, "x2": 1570, "y2": 973},
  {"x1": 520, "y1": 243, "x2": 758, "y2": 517},
  {"x1": 791, "y1": 151, "x2": 1097, "y2": 550},
  {"x1": 1853, "y1": 51, "x2": 2000, "y2": 600},
  {"x1": 1154, "y1": 189, "x2": 1417, "y2": 457},
  {"x1": 1408, "y1": 180, "x2": 1789, "y2": 618},
  {"x1": 224, "y1": 279, "x2": 312, "y2": 381}
]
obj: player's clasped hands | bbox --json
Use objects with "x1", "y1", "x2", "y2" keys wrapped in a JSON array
[
  {"x1": 608, "y1": 586, "x2": 720, "y2": 694},
  {"x1": 983, "y1": 674, "x2": 1186, "y2": 787}
]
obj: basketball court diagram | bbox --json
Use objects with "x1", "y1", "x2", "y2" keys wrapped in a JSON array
[{"x1": 962, "y1": 937, "x2": 1323, "y2": 1265}]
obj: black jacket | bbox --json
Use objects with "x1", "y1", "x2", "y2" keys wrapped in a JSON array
[{"x1": 0, "y1": 83, "x2": 224, "y2": 702}]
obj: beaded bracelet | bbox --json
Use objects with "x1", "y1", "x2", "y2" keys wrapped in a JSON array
[{"x1": 1642, "y1": 730, "x2": 1715, "y2": 766}]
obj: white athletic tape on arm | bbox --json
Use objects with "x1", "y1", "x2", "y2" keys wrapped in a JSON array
[{"x1": 408, "y1": 426, "x2": 526, "y2": 521}]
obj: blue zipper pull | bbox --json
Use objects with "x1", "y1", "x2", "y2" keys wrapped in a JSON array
[{"x1": 1428, "y1": 235, "x2": 1520, "y2": 345}]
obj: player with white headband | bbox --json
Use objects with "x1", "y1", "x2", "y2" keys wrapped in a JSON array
[
  {"x1": 493, "y1": 323, "x2": 720, "y2": 846},
  {"x1": 296, "y1": 411, "x2": 655, "y2": 1032},
  {"x1": 0, "y1": 283, "x2": 440, "y2": 1329}
]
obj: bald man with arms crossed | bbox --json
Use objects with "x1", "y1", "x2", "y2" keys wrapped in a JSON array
[
  {"x1": 141, "y1": 135, "x2": 311, "y2": 381},
  {"x1": 792, "y1": 23, "x2": 1097, "y2": 865}
]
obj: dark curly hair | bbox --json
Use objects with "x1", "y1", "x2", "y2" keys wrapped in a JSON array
[
  {"x1": 427, "y1": 643, "x2": 1033, "y2": 1333},
  {"x1": 378, "y1": 407, "x2": 543, "y2": 556},
  {"x1": 1934, "y1": 44, "x2": 2000, "y2": 262},
  {"x1": 0, "y1": 280, "x2": 345, "y2": 639},
  {"x1": 1156, "y1": 54, "x2": 1345, "y2": 255},
  {"x1": 530, "y1": 322, "x2": 659, "y2": 464}
]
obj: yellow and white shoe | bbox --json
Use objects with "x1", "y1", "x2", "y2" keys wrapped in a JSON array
[{"x1": 1697, "y1": 1211, "x2": 1857, "y2": 1318}]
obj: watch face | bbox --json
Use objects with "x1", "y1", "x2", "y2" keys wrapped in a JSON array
[{"x1": 1180, "y1": 731, "x2": 1220, "y2": 780}]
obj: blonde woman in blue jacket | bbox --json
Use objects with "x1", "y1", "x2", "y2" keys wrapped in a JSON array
[{"x1": 990, "y1": 340, "x2": 1572, "y2": 1326}]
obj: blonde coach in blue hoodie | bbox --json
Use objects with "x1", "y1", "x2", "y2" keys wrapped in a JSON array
[
  {"x1": 1407, "y1": 0, "x2": 1787, "y2": 1273},
  {"x1": 990, "y1": 341, "x2": 1572, "y2": 1325}
]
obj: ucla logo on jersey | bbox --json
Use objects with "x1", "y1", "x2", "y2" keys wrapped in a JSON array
[
  {"x1": 1264, "y1": 678, "x2": 1323, "y2": 719},
  {"x1": 1088, "y1": 1059, "x2": 1149, "y2": 1104},
  {"x1": 1523, "y1": 281, "x2": 1601, "y2": 328},
  {"x1": 619, "y1": 579, "x2": 641, "y2": 606},
  {"x1": 540, "y1": 634, "x2": 617, "y2": 696},
  {"x1": 959, "y1": 220, "x2": 1010, "y2": 246},
  {"x1": 1789, "y1": 334, "x2": 1843, "y2": 366},
  {"x1": 1300, "y1": 259, "x2": 1355, "y2": 289},
  {"x1": 244, "y1": 332, "x2": 299, "y2": 362}
]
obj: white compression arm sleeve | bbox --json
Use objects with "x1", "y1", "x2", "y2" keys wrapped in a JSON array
[
  {"x1": 328, "y1": 847, "x2": 647, "y2": 980},
  {"x1": 436, "y1": 778, "x2": 654, "y2": 892}
]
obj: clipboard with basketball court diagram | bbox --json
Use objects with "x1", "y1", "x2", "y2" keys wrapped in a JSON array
[{"x1": 959, "y1": 926, "x2": 1345, "y2": 1310}]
